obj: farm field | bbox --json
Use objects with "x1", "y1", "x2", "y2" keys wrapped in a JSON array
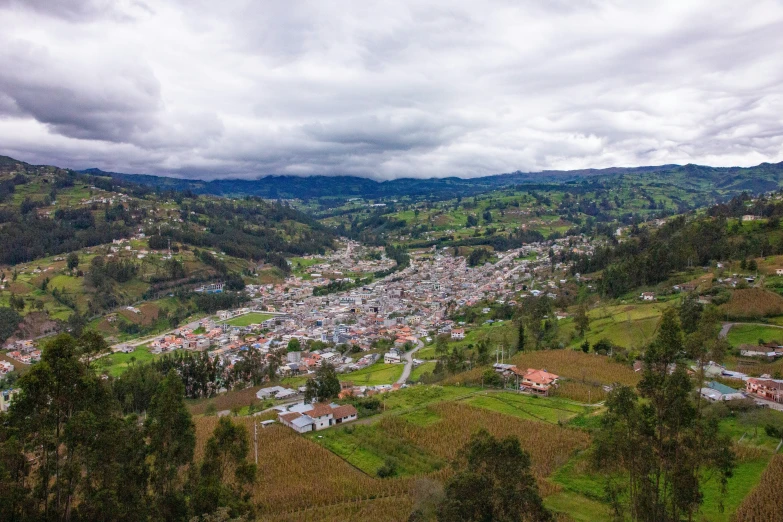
[
  {"x1": 461, "y1": 391, "x2": 590, "y2": 424},
  {"x1": 194, "y1": 416, "x2": 415, "y2": 520},
  {"x1": 338, "y1": 361, "x2": 403, "y2": 386},
  {"x1": 409, "y1": 361, "x2": 437, "y2": 382},
  {"x1": 310, "y1": 400, "x2": 589, "y2": 482},
  {"x1": 577, "y1": 301, "x2": 674, "y2": 349},
  {"x1": 222, "y1": 312, "x2": 275, "y2": 326},
  {"x1": 733, "y1": 455, "x2": 783, "y2": 522},
  {"x1": 726, "y1": 323, "x2": 783, "y2": 347},
  {"x1": 94, "y1": 345, "x2": 158, "y2": 377}
]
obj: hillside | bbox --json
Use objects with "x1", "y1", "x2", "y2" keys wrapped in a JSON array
[
  {"x1": 0, "y1": 155, "x2": 336, "y2": 341},
  {"x1": 89, "y1": 160, "x2": 783, "y2": 202}
]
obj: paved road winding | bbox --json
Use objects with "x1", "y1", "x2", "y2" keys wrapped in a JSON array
[
  {"x1": 396, "y1": 339, "x2": 424, "y2": 385},
  {"x1": 719, "y1": 322, "x2": 783, "y2": 339}
]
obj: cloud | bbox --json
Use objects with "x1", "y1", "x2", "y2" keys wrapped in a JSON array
[{"x1": 0, "y1": 0, "x2": 782, "y2": 180}]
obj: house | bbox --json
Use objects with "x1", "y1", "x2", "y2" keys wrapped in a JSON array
[
  {"x1": 451, "y1": 328, "x2": 465, "y2": 340},
  {"x1": 776, "y1": 269, "x2": 783, "y2": 276},
  {"x1": 742, "y1": 215, "x2": 759, "y2": 222},
  {"x1": 518, "y1": 368, "x2": 559, "y2": 396},
  {"x1": 277, "y1": 402, "x2": 358, "y2": 433},
  {"x1": 640, "y1": 292, "x2": 655, "y2": 301},
  {"x1": 699, "y1": 381, "x2": 745, "y2": 402},
  {"x1": 0, "y1": 388, "x2": 19, "y2": 412},
  {"x1": 384, "y1": 350, "x2": 402, "y2": 364},
  {"x1": 746, "y1": 377, "x2": 783, "y2": 403},
  {"x1": 256, "y1": 386, "x2": 296, "y2": 400}
]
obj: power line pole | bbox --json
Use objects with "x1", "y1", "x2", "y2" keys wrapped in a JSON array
[{"x1": 254, "y1": 420, "x2": 258, "y2": 465}]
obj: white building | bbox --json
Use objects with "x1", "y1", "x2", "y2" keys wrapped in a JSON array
[{"x1": 278, "y1": 402, "x2": 358, "y2": 433}]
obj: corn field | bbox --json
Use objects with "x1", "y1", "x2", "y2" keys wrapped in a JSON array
[
  {"x1": 511, "y1": 350, "x2": 640, "y2": 387},
  {"x1": 553, "y1": 381, "x2": 608, "y2": 404},
  {"x1": 378, "y1": 402, "x2": 590, "y2": 478},
  {"x1": 732, "y1": 454, "x2": 783, "y2": 522},
  {"x1": 195, "y1": 417, "x2": 415, "y2": 516},
  {"x1": 257, "y1": 495, "x2": 414, "y2": 522}
]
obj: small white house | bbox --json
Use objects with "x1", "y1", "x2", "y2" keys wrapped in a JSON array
[
  {"x1": 384, "y1": 351, "x2": 402, "y2": 364},
  {"x1": 451, "y1": 328, "x2": 465, "y2": 340},
  {"x1": 640, "y1": 292, "x2": 655, "y2": 301},
  {"x1": 776, "y1": 269, "x2": 783, "y2": 276}
]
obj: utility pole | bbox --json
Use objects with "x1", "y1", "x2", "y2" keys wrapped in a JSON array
[{"x1": 254, "y1": 420, "x2": 258, "y2": 465}]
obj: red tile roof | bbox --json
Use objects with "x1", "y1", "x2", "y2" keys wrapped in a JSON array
[
  {"x1": 309, "y1": 403, "x2": 334, "y2": 418},
  {"x1": 331, "y1": 404, "x2": 358, "y2": 419}
]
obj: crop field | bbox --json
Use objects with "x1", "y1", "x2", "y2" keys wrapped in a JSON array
[
  {"x1": 310, "y1": 399, "x2": 589, "y2": 487},
  {"x1": 721, "y1": 288, "x2": 783, "y2": 319},
  {"x1": 376, "y1": 385, "x2": 482, "y2": 412},
  {"x1": 188, "y1": 384, "x2": 265, "y2": 415},
  {"x1": 726, "y1": 323, "x2": 783, "y2": 347},
  {"x1": 733, "y1": 455, "x2": 783, "y2": 522},
  {"x1": 222, "y1": 312, "x2": 275, "y2": 326},
  {"x1": 338, "y1": 361, "x2": 403, "y2": 386},
  {"x1": 194, "y1": 417, "x2": 416, "y2": 519},
  {"x1": 577, "y1": 301, "x2": 673, "y2": 349},
  {"x1": 462, "y1": 392, "x2": 590, "y2": 423},
  {"x1": 510, "y1": 349, "x2": 641, "y2": 388},
  {"x1": 379, "y1": 401, "x2": 590, "y2": 478}
]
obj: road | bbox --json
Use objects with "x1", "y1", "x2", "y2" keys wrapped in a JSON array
[
  {"x1": 396, "y1": 339, "x2": 424, "y2": 385},
  {"x1": 719, "y1": 322, "x2": 783, "y2": 339}
]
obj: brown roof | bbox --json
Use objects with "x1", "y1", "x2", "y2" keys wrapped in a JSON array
[
  {"x1": 331, "y1": 404, "x2": 358, "y2": 419},
  {"x1": 309, "y1": 403, "x2": 334, "y2": 418},
  {"x1": 522, "y1": 368, "x2": 559, "y2": 385},
  {"x1": 279, "y1": 412, "x2": 301, "y2": 423}
]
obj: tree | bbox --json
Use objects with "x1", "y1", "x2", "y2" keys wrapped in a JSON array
[
  {"x1": 574, "y1": 304, "x2": 590, "y2": 338},
  {"x1": 0, "y1": 306, "x2": 21, "y2": 344},
  {"x1": 581, "y1": 339, "x2": 590, "y2": 353},
  {"x1": 516, "y1": 321, "x2": 525, "y2": 352},
  {"x1": 476, "y1": 338, "x2": 491, "y2": 365},
  {"x1": 303, "y1": 363, "x2": 341, "y2": 403},
  {"x1": 592, "y1": 308, "x2": 735, "y2": 521},
  {"x1": 67, "y1": 252, "x2": 80, "y2": 271},
  {"x1": 437, "y1": 430, "x2": 551, "y2": 522},
  {"x1": 286, "y1": 338, "x2": 301, "y2": 352},
  {"x1": 145, "y1": 370, "x2": 196, "y2": 521},
  {"x1": 190, "y1": 417, "x2": 257, "y2": 519},
  {"x1": 679, "y1": 294, "x2": 703, "y2": 334},
  {"x1": 435, "y1": 334, "x2": 449, "y2": 358},
  {"x1": 2, "y1": 333, "x2": 150, "y2": 521}
]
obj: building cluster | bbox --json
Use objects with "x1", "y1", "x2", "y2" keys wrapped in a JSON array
[{"x1": 5, "y1": 340, "x2": 41, "y2": 365}]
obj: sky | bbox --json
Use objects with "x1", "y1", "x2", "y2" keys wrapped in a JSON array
[{"x1": 1, "y1": 0, "x2": 782, "y2": 180}]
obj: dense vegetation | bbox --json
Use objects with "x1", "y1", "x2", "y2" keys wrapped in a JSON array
[{"x1": 0, "y1": 333, "x2": 256, "y2": 521}]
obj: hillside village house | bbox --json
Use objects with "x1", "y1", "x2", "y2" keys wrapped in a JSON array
[
  {"x1": 518, "y1": 368, "x2": 560, "y2": 396},
  {"x1": 492, "y1": 364, "x2": 560, "y2": 396},
  {"x1": 278, "y1": 402, "x2": 358, "y2": 433},
  {"x1": 640, "y1": 292, "x2": 655, "y2": 301},
  {"x1": 746, "y1": 377, "x2": 783, "y2": 403},
  {"x1": 699, "y1": 381, "x2": 745, "y2": 402},
  {"x1": 451, "y1": 328, "x2": 465, "y2": 340},
  {"x1": 384, "y1": 349, "x2": 402, "y2": 364}
]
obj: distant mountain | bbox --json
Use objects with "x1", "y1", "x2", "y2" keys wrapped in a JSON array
[{"x1": 83, "y1": 161, "x2": 783, "y2": 200}]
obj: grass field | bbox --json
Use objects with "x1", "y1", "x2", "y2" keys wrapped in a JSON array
[
  {"x1": 338, "y1": 361, "x2": 403, "y2": 386},
  {"x1": 462, "y1": 392, "x2": 590, "y2": 424},
  {"x1": 95, "y1": 345, "x2": 157, "y2": 377},
  {"x1": 726, "y1": 323, "x2": 783, "y2": 347},
  {"x1": 409, "y1": 361, "x2": 437, "y2": 382},
  {"x1": 222, "y1": 312, "x2": 274, "y2": 326}
]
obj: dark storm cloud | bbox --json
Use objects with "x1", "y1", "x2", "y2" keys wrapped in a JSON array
[{"x1": 0, "y1": 0, "x2": 782, "y2": 179}]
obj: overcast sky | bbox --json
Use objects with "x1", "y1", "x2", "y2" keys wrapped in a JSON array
[{"x1": 1, "y1": 0, "x2": 782, "y2": 180}]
